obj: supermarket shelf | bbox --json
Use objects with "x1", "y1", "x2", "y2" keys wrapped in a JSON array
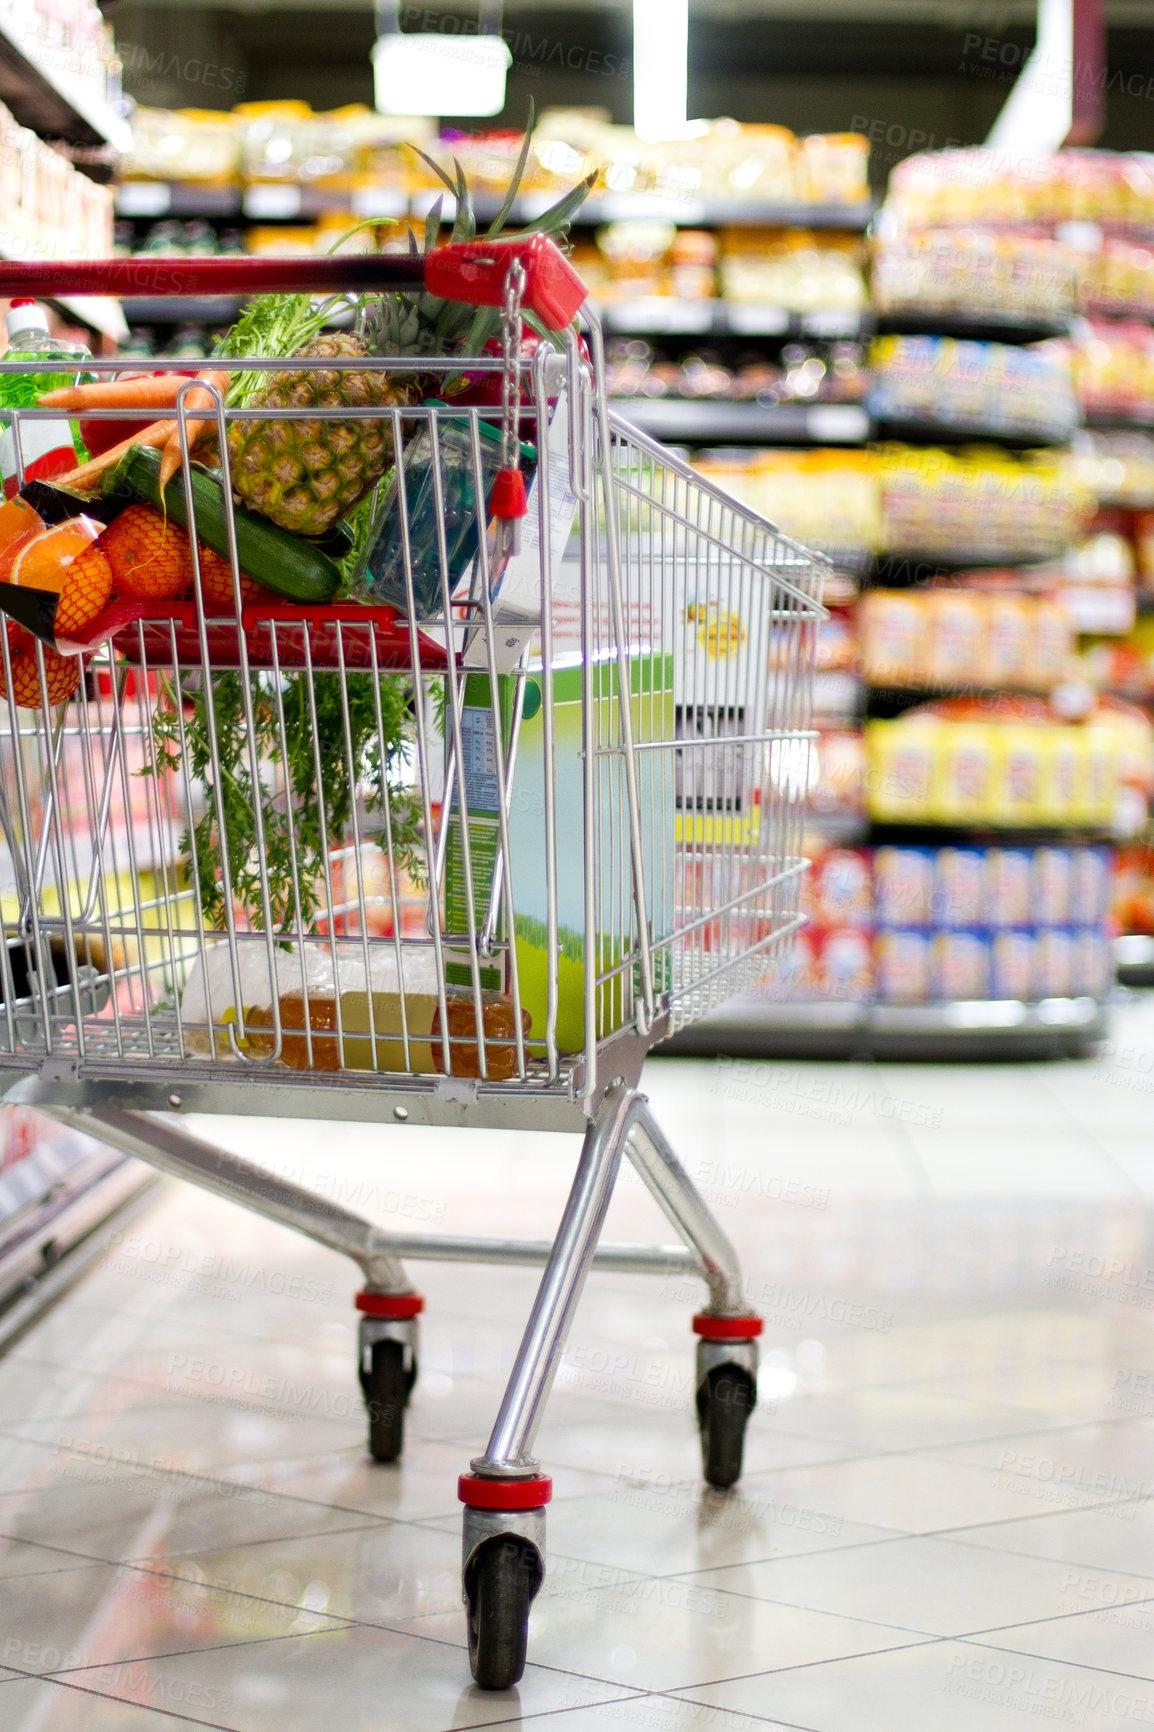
[
  {"x1": 1084, "y1": 410, "x2": 1154, "y2": 433},
  {"x1": 493, "y1": 194, "x2": 874, "y2": 230},
  {"x1": 0, "y1": 1156, "x2": 158, "y2": 1344},
  {"x1": 660, "y1": 993, "x2": 1107, "y2": 1061},
  {"x1": 871, "y1": 414, "x2": 1075, "y2": 451},
  {"x1": 873, "y1": 310, "x2": 1071, "y2": 344},
  {"x1": 52, "y1": 293, "x2": 127, "y2": 343},
  {"x1": 595, "y1": 299, "x2": 868, "y2": 340},
  {"x1": 871, "y1": 550, "x2": 1066, "y2": 582},
  {"x1": 865, "y1": 683, "x2": 1058, "y2": 718},
  {"x1": 1115, "y1": 933, "x2": 1154, "y2": 989},
  {"x1": 114, "y1": 185, "x2": 875, "y2": 233},
  {"x1": 122, "y1": 296, "x2": 243, "y2": 327},
  {"x1": 866, "y1": 821, "x2": 1115, "y2": 844},
  {"x1": 612, "y1": 398, "x2": 869, "y2": 444},
  {"x1": 117, "y1": 182, "x2": 243, "y2": 219},
  {"x1": 0, "y1": 12, "x2": 130, "y2": 151}
]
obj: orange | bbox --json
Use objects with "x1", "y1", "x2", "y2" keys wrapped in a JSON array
[
  {"x1": 0, "y1": 642, "x2": 81, "y2": 709},
  {"x1": 10, "y1": 517, "x2": 101, "y2": 594},
  {"x1": 96, "y1": 505, "x2": 194, "y2": 603},
  {"x1": 0, "y1": 498, "x2": 44, "y2": 580},
  {"x1": 56, "y1": 545, "x2": 114, "y2": 638},
  {"x1": 196, "y1": 545, "x2": 262, "y2": 611}
]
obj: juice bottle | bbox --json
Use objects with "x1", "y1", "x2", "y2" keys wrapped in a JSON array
[{"x1": 0, "y1": 300, "x2": 95, "y2": 499}]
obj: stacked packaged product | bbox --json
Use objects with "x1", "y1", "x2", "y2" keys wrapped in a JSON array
[
  {"x1": 571, "y1": 223, "x2": 867, "y2": 311},
  {"x1": 121, "y1": 106, "x2": 870, "y2": 213},
  {"x1": 769, "y1": 839, "x2": 1115, "y2": 1005},
  {"x1": 876, "y1": 149, "x2": 1154, "y2": 325},
  {"x1": 869, "y1": 335, "x2": 1077, "y2": 440},
  {"x1": 0, "y1": 101, "x2": 114, "y2": 260}
]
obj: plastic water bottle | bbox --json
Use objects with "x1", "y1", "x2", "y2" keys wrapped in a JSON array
[{"x1": 0, "y1": 300, "x2": 95, "y2": 500}]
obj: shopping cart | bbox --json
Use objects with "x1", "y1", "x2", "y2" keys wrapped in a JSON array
[{"x1": 0, "y1": 242, "x2": 826, "y2": 1687}]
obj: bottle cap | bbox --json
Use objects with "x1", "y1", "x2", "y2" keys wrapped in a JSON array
[{"x1": 6, "y1": 299, "x2": 50, "y2": 341}]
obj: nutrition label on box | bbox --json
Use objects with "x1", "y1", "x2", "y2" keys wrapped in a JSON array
[{"x1": 456, "y1": 705, "x2": 501, "y2": 814}]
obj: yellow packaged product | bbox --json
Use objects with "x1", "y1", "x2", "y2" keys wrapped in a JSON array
[
  {"x1": 865, "y1": 718, "x2": 937, "y2": 821},
  {"x1": 984, "y1": 594, "x2": 1030, "y2": 687},
  {"x1": 932, "y1": 721, "x2": 998, "y2": 824},
  {"x1": 799, "y1": 133, "x2": 870, "y2": 206},
  {"x1": 927, "y1": 591, "x2": 983, "y2": 688},
  {"x1": 1030, "y1": 600, "x2": 1072, "y2": 689},
  {"x1": 1040, "y1": 727, "x2": 1082, "y2": 824},
  {"x1": 991, "y1": 724, "x2": 1048, "y2": 825},
  {"x1": 1079, "y1": 711, "x2": 1133, "y2": 826},
  {"x1": 860, "y1": 590, "x2": 924, "y2": 686}
]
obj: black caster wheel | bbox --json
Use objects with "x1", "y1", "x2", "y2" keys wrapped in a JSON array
[
  {"x1": 359, "y1": 1338, "x2": 417, "y2": 1464},
  {"x1": 465, "y1": 1535, "x2": 544, "y2": 1689},
  {"x1": 696, "y1": 1362, "x2": 757, "y2": 1490}
]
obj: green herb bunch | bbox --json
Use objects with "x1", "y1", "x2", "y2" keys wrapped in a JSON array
[{"x1": 151, "y1": 666, "x2": 422, "y2": 935}]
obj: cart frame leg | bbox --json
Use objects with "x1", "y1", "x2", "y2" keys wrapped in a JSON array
[
  {"x1": 29, "y1": 1103, "x2": 416, "y2": 1294},
  {"x1": 469, "y1": 1082, "x2": 640, "y2": 1478},
  {"x1": 467, "y1": 1081, "x2": 758, "y2": 1482}
]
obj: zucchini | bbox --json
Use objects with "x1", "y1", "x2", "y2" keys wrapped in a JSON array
[{"x1": 102, "y1": 444, "x2": 341, "y2": 606}]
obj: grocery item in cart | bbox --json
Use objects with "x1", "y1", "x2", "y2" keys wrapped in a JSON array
[
  {"x1": 0, "y1": 302, "x2": 93, "y2": 499},
  {"x1": 356, "y1": 407, "x2": 536, "y2": 617},
  {"x1": 179, "y1": 939, "x2": 527, "y2": 1077},
  {"x1": 507, "y1": 655, "x2": 676, "y2": 1054}
]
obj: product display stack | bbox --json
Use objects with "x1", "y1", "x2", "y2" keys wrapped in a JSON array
[{"x1": 684, "y1": 148, "x2": 1154, "y2": 1057}]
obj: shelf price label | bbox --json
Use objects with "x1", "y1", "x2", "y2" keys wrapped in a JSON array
[
  {"x1": 802, "y1": 309, "x2": 861, "y2": 338},
  {"x1": 116, "y1": 182, "x2": 172, "y2": 218},
  {"x1": 807, "y1": 405, "x2": 869, "y2": 442},
  {"x1": 243, "y1": 184, "x2": 303, "y2": 220},
  {"x1": 352, "y1": 186, "x2": 407, "y2": 219},
  {"x1": 728, "y1": 305, "x2": 790, "y2": 336}
]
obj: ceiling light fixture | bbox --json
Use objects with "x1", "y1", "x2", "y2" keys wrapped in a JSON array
[
  {"x1": 633, "y1": 0, "x2": 689, "y2": 142},
  {"x1": 373, "y1": 0, "x2": 511, "y2": 118}
]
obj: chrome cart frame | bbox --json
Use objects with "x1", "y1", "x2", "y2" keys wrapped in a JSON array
[{"x1": 0, "y1": 243, "x2": 825, "y2": 1687}]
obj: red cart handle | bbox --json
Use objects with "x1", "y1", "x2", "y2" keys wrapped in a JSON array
[{"x1": 0, "y1": 236, "x2": 587, "y2": 332}]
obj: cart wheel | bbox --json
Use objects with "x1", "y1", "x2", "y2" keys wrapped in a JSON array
[
  {"x1": 359, "y1": 1339, "x2": 417, "y2": 1464},
  {"x1": 696, "y1": 1363, "x2": 757, "y2": 1490},
  {"x1": 465, "y1": 1535, "x2": 543, "y2": 1689}
]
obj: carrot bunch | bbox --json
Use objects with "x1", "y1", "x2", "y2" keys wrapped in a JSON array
[{"x1": 40, "y1": 370, "x2": 230, "y2": 494}]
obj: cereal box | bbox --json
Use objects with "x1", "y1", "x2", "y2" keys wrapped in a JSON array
[
  {"x1": 1034, "y1": 847, "x2": 1073, "y2": 925},
  {"x1": 991, "y1": 929, "x2": 1035, "y2": 1000},
  {"x1": 932, "y1": 930, "x2": 991, "y2": 1000},
  {"x1": 875, "y1": 929, "x2": 932, "y2": 1003},
  {"x1": 1033, "y1": 926, "x2": 1074, "y2": 998},
  {"x1": 935, "y1": 846, "x2": 987, "y2": 928},
  {"x1": 874, "y1": 845, "x2": 935, "y2": 927},
  {"x1": 987, "y1": 847, "x2": 1034, "y2": 927}
]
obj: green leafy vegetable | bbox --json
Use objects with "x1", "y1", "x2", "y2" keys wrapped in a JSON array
[{"x1": 150, "y1": 667, "x2": 423, "y2": 935}]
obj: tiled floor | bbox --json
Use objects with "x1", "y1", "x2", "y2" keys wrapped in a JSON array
[{"x1": 3, "y1": 992, "x2": 1154, "y2": 1729}]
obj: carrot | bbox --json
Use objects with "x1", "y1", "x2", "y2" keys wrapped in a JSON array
[
  {"x1": 38, "y1": 374, "x2": 198, "y2": 412},
  {"x1": 158, "y1": 370, "x2": 229, "y2": 492},
  {"x1": 53, "y1": 421, "x2": 176, "y2": 492}
]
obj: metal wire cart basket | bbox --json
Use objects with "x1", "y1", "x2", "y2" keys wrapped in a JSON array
[{"x1": 0, "y1": 241, "x2": 825, "y2": 1687}]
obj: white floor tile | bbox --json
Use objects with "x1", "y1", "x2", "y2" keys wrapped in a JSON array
[
  {"x1": 675, "y1": 1638, "x2": 1154, "y2": 1731},
  {"x1": 679, "y1": 1532, "x2": 1154, "y2": 1638},
  {"x1": 10, "y1": 997, "x2": 1154, "y2": 1726}
]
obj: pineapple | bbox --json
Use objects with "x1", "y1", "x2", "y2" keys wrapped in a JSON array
[
  {"x1": 226, "y1": 332, "x2": 420, "y2": 539},
  {"x1": 219, "y1": 109, "x2": 595, "y2": 540}
]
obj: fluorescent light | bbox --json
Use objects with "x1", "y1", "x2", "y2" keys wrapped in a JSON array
[
  {"x1": 373, "y1": 31, "x2": 511, "y2": 117},
  {"x1": 633, "y1": 0, "x2": 688, "y2": 142}
]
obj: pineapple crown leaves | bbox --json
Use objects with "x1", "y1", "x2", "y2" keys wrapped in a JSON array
[{"x1": 392, "y1": 104, "x2": 595, "y2": 360}]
